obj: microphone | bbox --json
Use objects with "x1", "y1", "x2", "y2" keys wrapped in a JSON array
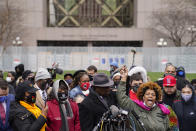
[{"x1": 110, "y1": 105, "x2": 128, "y2": 117}]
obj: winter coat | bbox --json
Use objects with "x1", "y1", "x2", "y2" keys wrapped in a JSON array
[
  {"x1": 79, "y1": 89, "x2": 117, "y2": 131},
  {"x1": 0, "y1": 94, "x2": 15, "y2": 131},
  {"x1": 129, "y1": 90, "x2": 138, "y2": 101},
  {"x1": 8, "y1": 84, "x2": 15, "y2": 95},
  {"x1": 162, "y1": 90, "x2": 181, "y2": 107},
  {"x1": 9, "y1": 101, "x2": 46, "y2": 131},
  {"x1": 117, "y1": 81, "x2": 170, "y2": 131},
  {"x1": 173, "y1": 87, "x2": 196, "y2": 131},
  {"x1": 46, "y1": 99, "x2": 81, "y2": 131},
  {"x1": 8, "y1": 81, "x2": 17, "y2": 91}
]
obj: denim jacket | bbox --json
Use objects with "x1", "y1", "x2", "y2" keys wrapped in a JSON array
[{"x1": 69, "y1": 85, "x2": 85, "y2": 99}]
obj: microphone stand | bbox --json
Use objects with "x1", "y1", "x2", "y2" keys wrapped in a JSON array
[{"x1": 92, "y1": 110, "x2": 110, "y2": 131}]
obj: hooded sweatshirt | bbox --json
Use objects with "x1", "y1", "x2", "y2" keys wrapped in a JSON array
[{"x1": 46, "y1": 80, "x2": 81, "y2": 131}]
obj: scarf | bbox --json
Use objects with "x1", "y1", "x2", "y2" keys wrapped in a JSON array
[
  {"x1": 20, "y1": 101, "x2": 47, "y2": 131},
  {"x1": 164, "y1": 105, "x2": 179, "y2": 130},
  {"x1": 134, "y1": 100, "x2": 170, "y2": 115}
]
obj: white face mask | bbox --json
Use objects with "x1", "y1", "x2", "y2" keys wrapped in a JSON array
[
  {"x1": 6, "y1": 77, "x2": 12, "y2": 82},
  {"x1": 181, "y1": 93, "x2": 192, "y2": 102}
]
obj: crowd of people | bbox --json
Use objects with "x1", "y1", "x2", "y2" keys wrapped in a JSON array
[{"x1": 0, "y1": 62, "x2": 196, "y2": 131}]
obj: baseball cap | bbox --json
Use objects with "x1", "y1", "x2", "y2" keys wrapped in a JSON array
[
  {"x1": 110, "y1": 62, "x2": 118, "y2": 68},
  {"x1": 163, "y1": 75, "x2": 176, "y2": 87}
]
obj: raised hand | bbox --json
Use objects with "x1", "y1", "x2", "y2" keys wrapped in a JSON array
[{"x1": 120, "y1": 65, "x2": 128, "y2": 82}]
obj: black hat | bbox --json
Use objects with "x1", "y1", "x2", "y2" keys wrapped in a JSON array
[
  {"x1": 91, "y1": 73, "x2": 114, "y2": 87},
  {"x1": 15, "y1": 64, "x2": 24, "y2": 72},
  {"x1": 17, "y1": 81, "x2": 38, "y2": 93}
]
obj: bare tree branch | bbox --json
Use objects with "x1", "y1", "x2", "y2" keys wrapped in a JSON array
[
  {"x1": 152, "y1": 0, "x2": 196, "y2": 47},
  {"x1": 0, "y1": 0, "x2": 24, "y2": 54}
]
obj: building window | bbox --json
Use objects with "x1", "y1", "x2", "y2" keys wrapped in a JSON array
[{"x1": 47, "y1": 0, "x2": 134, "y2": 27}]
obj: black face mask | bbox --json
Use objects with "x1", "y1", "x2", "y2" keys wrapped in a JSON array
[
  {"x1": 26, "y1": 93, "x2": 36, "y2": 104},
  {"x1": 28, "y1": 77, "x2": 35, "y2": 85},
  {"x1": 88, "y1": 75, "x2": 93, "y2": 81},
  {"x1": 47, "y1": 79, "x2": 53, "y2": 87},
  {"x1": 114, "y1": 81, "x2": 120, "y2": 86},
  {"x1": 132, "y1": 85, "x2": 140, "y2": 93},
  {"x1": 110, "y1": 67, "x2": 114, "y2": 72},
  {"x1": 40, "y1": 80, "x2": 47, "y2": 90},
  {"x1": 164, "y1": 73, "x2": 176, "y2": 77},
  {"x1": 16, "y1": 70, "x2": 23, "y2": 75},
  {"x1": 58, "y1": 92, "x2": 68, "y2": 103}
]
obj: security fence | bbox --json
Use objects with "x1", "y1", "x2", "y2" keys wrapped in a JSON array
[{"x1": 0, "y1": 46, "x2": 196, "y2": 73}]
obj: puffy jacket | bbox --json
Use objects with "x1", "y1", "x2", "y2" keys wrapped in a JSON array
[
  {"x1": 9, "y1": 101, "x2": 46, "y2": 131},
  {"x1": 117, "y1": 81, "x2": 170, "y2": 131},
  {"x1": 173, "y1": 86, "x2": 196, "y2": 131},
  {"x1": 46, "y1": 99, "x2": 81, "y2": 131}
]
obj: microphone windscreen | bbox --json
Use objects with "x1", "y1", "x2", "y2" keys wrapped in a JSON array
[
  {"x1": 56, "y1": 68, "x2": 63, "y2": 74},
  {"x1": 120, "y1": 110, "x2": 128, "y2": 115},
  {"x1": 110, "y1": 105, "x2": 119, "y2": 117}
]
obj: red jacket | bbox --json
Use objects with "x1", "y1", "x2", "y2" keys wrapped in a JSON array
[
  {"x1": 46, "y1": 99, "x2": 81, "y2": 131},
  {"x1": 129, "y1": 90, "x2": 138, "y2": 101}
]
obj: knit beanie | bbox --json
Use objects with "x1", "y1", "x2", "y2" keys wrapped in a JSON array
[{"x1": 35, "y1": 68, "x2": 51, "y2": 82}]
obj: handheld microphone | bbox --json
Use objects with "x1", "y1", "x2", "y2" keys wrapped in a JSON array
[{"x1": 110, "y1": 105, "x2": 128, "y2": 117}]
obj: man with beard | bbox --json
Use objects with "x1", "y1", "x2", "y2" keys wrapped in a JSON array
[
  {"x1": 162, "y1": 75, "x2": 181, "y2": 107},
  {"x1": 34, "y1": 68, "x2": 52, "y2": 109},
  {"x1": 79, "y1": 73, "x2": 117, "y2": 131}
]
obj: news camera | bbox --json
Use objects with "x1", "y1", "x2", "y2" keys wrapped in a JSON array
[{"x1": 47, "y1": 62, "x2": 63, "y2": 79}]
